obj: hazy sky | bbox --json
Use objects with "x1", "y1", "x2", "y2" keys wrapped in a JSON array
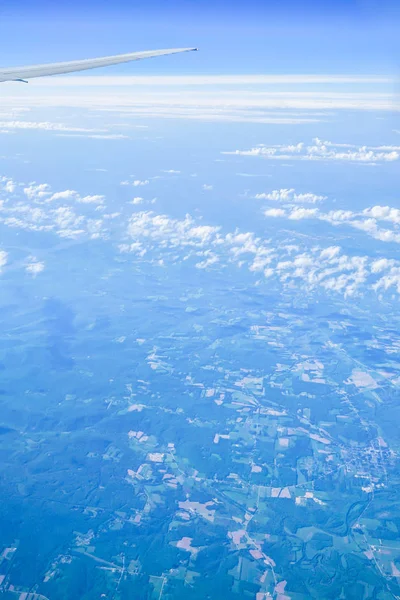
[{"x1": 1, "y1": 0, "x2": 400, "y2": 75}]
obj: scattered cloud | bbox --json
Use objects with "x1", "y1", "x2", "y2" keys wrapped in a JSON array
[
  {"x1": 26, "y1": 258, "x2": 45, "y2": 276},
  {"x1": 117, "y1": 207, "x2": 400, "y2": 298},
  {"x1": 123, "y1": 211, "x2": 220, "y2": 251},
  {"x1": 22, "y1": 185, "x2": 105, "y2": 206},
  {"x1": 289, "y1": 207, "x2": 319, "y2": 220},
  {"x1": 0, "y1": 176, "x2": 16, "y2": 193},
  {"x1": 223, "y1": 138, "x2": 400, "y2": 164},
  {"x1": 264, "y1": 208, "x2": 286, "y2": 218},
  {"x1": 263, "y1": 200, "x2": 400, "y2": 245},
  {"x1": 121, "y1": 179, "x2": 149, "y2": 187},
  {"x1": 2, "y1": 173, "x2": 400, "y2": 299},
  {"x1": 256, "y1": 188, "x2": 326, "y2": 204},
  {"x1": 0, "y1": 177, "x2": 108, "y2": 240}
]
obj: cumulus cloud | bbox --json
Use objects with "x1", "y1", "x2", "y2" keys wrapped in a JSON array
[
  {"x1": 26, "y1": 258, "x2": 45, "y2": 276},
  {"x1": 126, "y1": 211, "x2": 220, "y2": 249},
  {"x1": 121, "y1": 179, "x2": 150, "y2": 187},
  {"x1": 24, "y1": 183, "x2": 51, "y2": 199},
  {"x1": 288, "y1": 207, "x2": 319, "y2": 220},
  {"x1": 223, "y1": 138, "x2": 399, "y2": 164},
  {"x1": 22, "y1": 185, "x2": 105, "y2": 206},
  {"x1": 263, "y1": 197, "x2": 400, "y2": 246},
  {"x1": 3, "y1": 173, "x2": 400, "y2": 299},
  {"x1": 256, "y1": 188, "x2": 326, "y2": 204},
  {"x1": 117, "y1": 206, "x2": 400, "y2": 298},
  {"x1": 0, "y1": 176, "x2": 16, "y2": 193},
  {"x1": 0, "y1": 176, "x2": 108, "y2": 240},
  {"x1": 195, "y1": 252, "x2": 219, "y2": 269},
  {"x1": 363, "y1": 205, "x2": 400, "y2": 224},
  {"x1": 48, "y1": 190, "x2": 77, "y2": 201},
  {"x1": 264, "y1": 208, "x2": 286, "y2": 218}
]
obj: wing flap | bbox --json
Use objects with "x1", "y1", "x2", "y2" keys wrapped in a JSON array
[{"x1": 0, "y1": 47, "x2": 197, "y2": 83}]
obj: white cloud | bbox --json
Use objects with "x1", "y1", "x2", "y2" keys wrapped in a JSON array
[
  {"x1": 119, "y1": 207, "x2": 400, "y2": 298},
  {"x1": 0, "y1": 119, "x2": 131, "y2": 139},
  {"x1": 2, "y1": 74, "x2": 397, "y2": 129},
  {"x1": 0, "y1": 176, "x2": 108, "y2": 240},
  {"x1": 225, "y1": 231, "x2": 262, "y2": 257},
  {"x1": 53, "y1": 206, "x2": 84, "y2": 230},
  {"x1": 263, "y1": 199, "x2": 400, "y2": 246},
  {"x1": 126, "y1": 211, "x2": 220, "y2": 248},
  {"x1": 0, "y1": 120, "x2": 102, "y2": 133},
  {"x1": 0, "y1": 176, "x2": 16, "y2": 193},
  {"x1": 363, "y1": 205, "x2": 400, "y2": 224},
  {"x1": 21, "y1": 185, "x2": 105, "y2": 207},
  {"x1": 26, "y1": 258, "x2": 45, "y2": 276},
  {"x1": 255, "y1": 188, "x2": 326, "y2": 204},
  {"x1": 371, "y1": 258, "x2": 395, "y2": 273},
  {"x1": 132, "y1": 180, "x2": 149, "y2": 187},
  {"x1": 320, "y1": 246, "x2": 341, "y2": 260},
  {"x1": 224, "y1": 138, "x2": 399, "y2": 164},
  {"x1": 24, "y1": 183, "x2": 51, "y2": 199},
  {"x1": 48, "y1": 190, "x2": 77, "y2": 201},
  {"x1": 11, "y1": 75, "x2": 393, "y2": 86},
  {"x1": 288, "y1": 208, "x2": 319, "y2": 220},
  {"x1": 57, "y1": 133, "x2": 129, "y2": 140},
  {"x1": 195, "y1": 252, "x2": 219, "y2": 269},
  {"x1": 202, "y1": 184, "x2": 213, "y2": 191},
  {"x1": 264, "y1": 208, "x2": 286, "y2": 218},
  {"x1": 3, "y1": 172, "x2": 400, "y2": 300},
  {"x1": 78, "y1": 194, "x2": 105, "y2": 205}
]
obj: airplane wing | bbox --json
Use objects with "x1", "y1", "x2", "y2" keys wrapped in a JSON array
[{"x1": 0, "y1": 47, "x2": 197, "y2": 83}]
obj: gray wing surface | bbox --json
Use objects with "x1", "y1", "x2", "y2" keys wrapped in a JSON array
[{"x1": 0, "y1": 47, "x2": 197, "y2": 83}]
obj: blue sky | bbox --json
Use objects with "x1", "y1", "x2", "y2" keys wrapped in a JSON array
[{"x1": 1, "y1": 0, "x2": 400, "y2": 75}]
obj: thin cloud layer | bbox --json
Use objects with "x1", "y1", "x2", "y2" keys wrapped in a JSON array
[
  {"x1": 0, "y1": 120, "x2": 106, "y2": 133},
  {"x1": 1, "y1": 74, "x2": 398, "y2": 126}
]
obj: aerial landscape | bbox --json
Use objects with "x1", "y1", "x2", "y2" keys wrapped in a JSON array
[{"x1": 0, "y1": 0, "x2": 400, "y2": 598}]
